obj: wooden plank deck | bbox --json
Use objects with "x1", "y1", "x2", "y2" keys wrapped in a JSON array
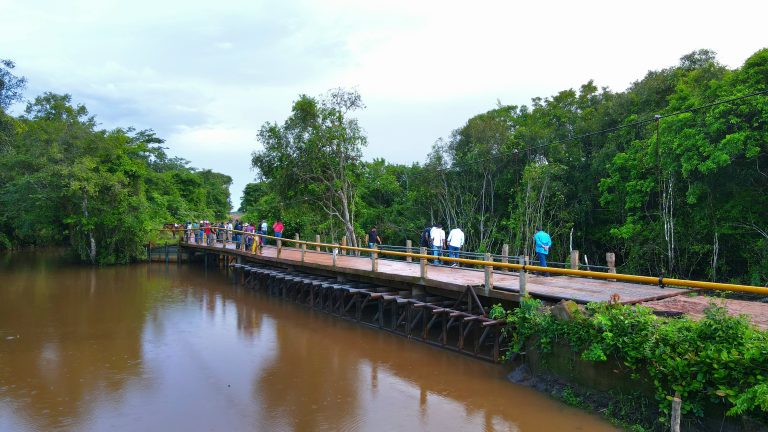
[{"x1": 187, "y1": 241, "x2": 692, "y2": 305}]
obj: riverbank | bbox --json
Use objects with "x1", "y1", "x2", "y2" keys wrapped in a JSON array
[{"x1": 492, "y1": 298, "x2": 768, "y2": 431}]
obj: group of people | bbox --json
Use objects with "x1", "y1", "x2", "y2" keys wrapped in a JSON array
[
  {"x1": 181, "y1": 218, "x2": 553, "y2": 272},
  {"x1": 418, "y1": 224, "x2": 466, "y2": 266},
  {"x1": 183, "y1": 219, "x2": 285, "y2": 249},
  {"x1": 416, "y1": 223, "x2": 552, "y2": 270}
]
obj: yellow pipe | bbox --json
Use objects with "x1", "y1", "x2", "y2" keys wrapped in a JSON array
[{"x1": 162, "y1": 228, "x2": 768, "y2": 295}]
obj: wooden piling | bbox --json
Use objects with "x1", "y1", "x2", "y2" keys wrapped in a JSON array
[
  {"x1": 670, "y1": 393, "x2": 681, "y2": 432},
  {"x1": 570, "y1": 250, "x2": 579, "y2": 270}
]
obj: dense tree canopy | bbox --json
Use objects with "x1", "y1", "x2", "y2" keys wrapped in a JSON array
[
  {"x1": 0, "y1": 87, "x2": 232, "y2": 263},
  {"x1": 242, "y1": 49, "x2": 768, "y2": 285}
]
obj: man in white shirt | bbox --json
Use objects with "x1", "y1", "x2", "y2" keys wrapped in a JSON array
[
  {"x1": 430, "y1": 224, "x2": 446, "y2": 265},
  {"x1": 447, "y1": 227, "x2": 465, "y2": 267}
]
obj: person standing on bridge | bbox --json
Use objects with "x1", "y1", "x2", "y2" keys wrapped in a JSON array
[
  {"x1": 447, "y1": 226, "x2": 465, "y2": 267},
  {"x1": 272, "y1": 219, "x2": 284, "y2": 242},
  {"x1": 533, "y1": 226, "x2": 552, "y2": 276},
  {"x1": 367, "y1": 226, "x2": 381, "y2": 249},
  {"x1": 430, "y1": 224, "x2": 446, "y2": 265}
]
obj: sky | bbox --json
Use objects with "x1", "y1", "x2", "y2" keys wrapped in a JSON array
[{"x1": 1, "y1": 0, "x2": 766, "y2": 207}]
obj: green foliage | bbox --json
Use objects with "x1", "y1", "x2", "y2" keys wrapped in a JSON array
[
  {"x1": 492, "y1": 298, "x2": 768, "y2": 425},
  {"x1": 239, "y1": 49, "x2": 767, "y2": 284},
  {"x1": 0, "y1": 91, "x2": 231, "y2": 263},
  {"x1": 252, "y1": 88, "x2": 366, "y2": 246}
]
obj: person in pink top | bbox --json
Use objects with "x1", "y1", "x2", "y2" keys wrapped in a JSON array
[{"x1": 272, "y1": 219, "x2": 284, "y2": 244}]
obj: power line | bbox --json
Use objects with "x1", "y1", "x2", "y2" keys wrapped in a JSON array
[{"x1": 430, "y1": 89, "x2": 768, "y2": 173}]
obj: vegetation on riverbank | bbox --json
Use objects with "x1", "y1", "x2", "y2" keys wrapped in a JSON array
[
  {"x1": 490, "y1": 298, "x2": 768, "y2": 430},
  {"x1": 243, "y1": 48, "x2": 767, "y2": 285},
  {"x1": 0, "y1": 61, "x2": 232, "y2": 264}
]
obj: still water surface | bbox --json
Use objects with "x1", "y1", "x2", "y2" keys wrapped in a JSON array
[{"x1": 0, "y1": 252, "x2": 616, "y2": 431}]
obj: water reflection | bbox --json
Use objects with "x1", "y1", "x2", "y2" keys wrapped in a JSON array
[
  {"x1": 0, "y1": 253, "x2": 154, "y2": 430},
  {"x1": 0, "y1": 253, "x2": 616, "y2": 431}
]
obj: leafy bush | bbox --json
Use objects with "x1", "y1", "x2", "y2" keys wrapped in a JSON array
[{"x1": 494, "y1": 297, "x2": 768, "y2": 424}]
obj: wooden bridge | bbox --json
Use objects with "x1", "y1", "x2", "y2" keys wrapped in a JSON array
[{"x1": 159, "y1": 229, "x2": 768, "y2": 361}]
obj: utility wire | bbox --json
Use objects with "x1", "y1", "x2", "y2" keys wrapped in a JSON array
[{"x1": 430, "y1": 88, "x2": 768, "y2": 173}]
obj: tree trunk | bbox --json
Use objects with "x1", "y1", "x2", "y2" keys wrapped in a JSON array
[{"x1": 82, "y1": 195, "x2": 96, "y2": 264}]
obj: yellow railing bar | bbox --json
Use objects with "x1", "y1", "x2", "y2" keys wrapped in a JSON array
[{"x1": 162, "y1": 228, "x2": 768, "y2": 295}]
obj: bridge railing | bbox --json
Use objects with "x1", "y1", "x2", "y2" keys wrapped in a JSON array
[{"x1": 164, "y1": 228, "x2": 768, "y2": 296}]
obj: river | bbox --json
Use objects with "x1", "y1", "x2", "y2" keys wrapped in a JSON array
[{"x1": 0, "y1": 252, "x2": 616, "y2": 431}]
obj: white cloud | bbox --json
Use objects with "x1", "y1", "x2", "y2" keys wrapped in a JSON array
[{"x1": 1, "y1": 0, "x2": 766, "y2": 206}]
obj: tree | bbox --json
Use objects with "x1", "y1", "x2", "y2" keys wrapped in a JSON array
[
  {"x1": 0, "y1": 59, "x2": 27, "y2": 111},
  {"x1": 252, "y1": 88, "x2": 366, "y2": 246}
]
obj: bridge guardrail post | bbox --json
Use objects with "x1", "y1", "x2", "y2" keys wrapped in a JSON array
[
  {"x1": 341, "y1": 236, "x2": 347, "y2": 255},
  {"x1": 501, "y1": 244, "x2": 509, "y2": 272},
  {"x1": 406, "y1": 240, "x2": 412, "y2": 262},
  {"x1": 606, "y1": 252, "x2": 616, "y2": 274},
  {"x1": 315, "y1": 235, "x2": 321, "y2": 252},
  {"x1": 277, "y1": 239, "x2": 282, "y2": 258},
  {"x1": 301, "y1": 242, "x2": 306, "y2": 263},
  {"x1": 333, "y1": 244, "x2": 338, "y2": 268},
  {"x1": 570, "y1": 250, "x2": 579, "y2": 270},
  {"x1": 484, "y1": 253, "x2": 493, "y2": 293},
  {"x1": 371, "y1": 245, "x2": 378, "y2": 272},
  {"x1": 518, "y1": 255, "x2": 527, "y2": 296},
  {"x1": 420, "y1": 247, "x2": 428, "y2": 279}
]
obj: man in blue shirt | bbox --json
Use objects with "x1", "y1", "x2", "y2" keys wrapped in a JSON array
[{"x1": 533, "y1": 226, "x2": 552, "y2": 276}]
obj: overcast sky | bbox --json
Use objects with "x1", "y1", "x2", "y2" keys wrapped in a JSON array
[{"x1": 2, "y1": 0, "x2": 765, "y2": 207}]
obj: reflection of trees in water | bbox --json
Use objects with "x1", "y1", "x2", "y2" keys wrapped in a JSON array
[
  {"x1": 254, "y1": 299, "x2": 361, "y2": 432},
  {"x1": 0, "y1": 258, "x2": 159, "y2": 430}
]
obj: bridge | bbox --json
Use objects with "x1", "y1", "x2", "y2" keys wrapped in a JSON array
[{"x1": 160, "y1": 229, "x2": 768, "y2": 361}]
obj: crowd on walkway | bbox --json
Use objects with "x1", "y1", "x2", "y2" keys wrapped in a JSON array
[
  {"x1": 179, "y1": 218, "x2": 552, "y2": 270},
  {"x1": 183, "y1": 219, "x2": 285, "y2": 250}
]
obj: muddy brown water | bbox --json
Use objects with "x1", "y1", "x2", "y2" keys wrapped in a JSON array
[{"x1": 0, "y1": 252, "x2": 616, "y2": 431}]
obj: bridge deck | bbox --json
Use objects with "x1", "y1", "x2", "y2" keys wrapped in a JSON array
[{"x1": 185, "y1": 241, "x2": 691, "y2": 305}]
